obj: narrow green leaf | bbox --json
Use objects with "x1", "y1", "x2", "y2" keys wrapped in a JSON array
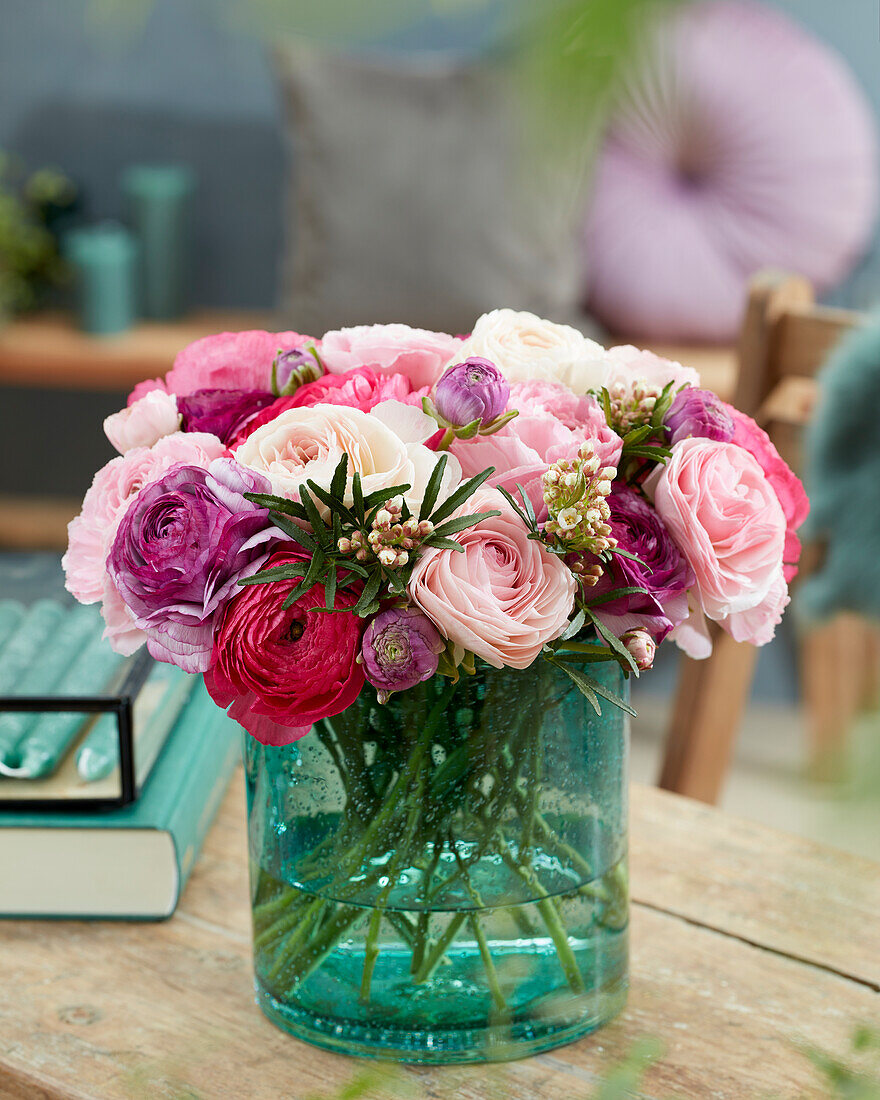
[
  {"x1": 363, "y1": 483, "x2": 412, "y2": 511},
  {"x1": 419, "y1": 453, "x2": 448, "y2": 521},
  {"x1": 422, "y1": 536, "x2": 466, "y2": 553},
  {"x1": 431, "y1": 510, "x2": 500, "y2": 539},
  {"x1": 514, "y1": 482, "x2": 537, "y2": 527},
  {"x1": 624, "y1": 446, "x2": 671, "y2": 462},
  {"x1": 553, "y1": 648, "x2": 620, "y2": 664},
  {"x1": 305, "y1": 479, "x2": 357, "y2": 526},
  {"x1": 298, "y1": 486, "x2": 330, "y2": 547},
  {"x1": 496, "y1": 485, "x2": 532, "y2": 528},
  {"x1": 601, "y1": 387, "x2": 613, "y2": 427},
  {"x1": 584, "y1": 607, "x2": 639, "y2": 676},
  {"x1": 559, "y1": 608, "x2": 586, "y2": 641},
  {"x1": 352, "y1": 472, "x2": 364, "y2": 520},
  {"x1": 269, "y1": 514, "x2": 318, "y2": 551},
  {"x1": 584, "y1": 671, "x2": 636, "y2": 716},
  {"x1": 622, "y1": 424, "x2": 653, "y2": 448},
  {"x1": 330, "y1": 453, "x2": 349, "y2": 502},
  {"x1": 547, "y1": 657, "x2": 602, "y2": 714},
  {"x1": 244, "y1": 492, "x2": 308, "y2": 521},
  {"x1": 335, "y1": 559, "x2": 369, "y2": 578},
  {"x1": 609, "y1": 546, "x2": 650, "y2": 569},
  {"x1": 238, "y1": 562, "x2": 307, "y2": 586},
  {"x1": 454, "y1": 418, "x2": 483, "y2": 440},
  {"x1": 354, "y1": 569, "x2": 382, "y2": 615},
  {"x1": 430, "y1": 466, "x2": 496, "y2": 524},
  {"x1": 323, "y1": 568, "x2": 337, "y2": 610},
  {"x1": 587, "y1": 585, "x2": 651, "y2": 608}
]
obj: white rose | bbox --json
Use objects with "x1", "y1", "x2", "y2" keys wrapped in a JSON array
[
  {"x1": 448, "y1": 309, "x2": 609, "y2": 395},
  {"x1": 234, "y1": 402, "x2": 461, "y2": 517},
  {"x1": 103, "y1": 391, "x2": 181, "y2": 454}
]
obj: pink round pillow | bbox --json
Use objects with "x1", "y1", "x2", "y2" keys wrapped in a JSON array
[{"x1": 583, "y1": 0, "x2": 878, "y2": 342}]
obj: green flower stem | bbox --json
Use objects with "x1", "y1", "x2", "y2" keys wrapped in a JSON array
[
  {"x1": 495, "y1": 832, "x2": 585, "y2": 996},
  {"x1": 412, "y1": 912, "x2": 468, "y2": 985},
  {"x1": 469, "y1": 913, "x2": 507, "y2": 1015},
  {"x1": 359, "y1": 907, "x2": 383, "y2": 1003},
  {"x1": 281, "y1": 903, "x2": 364, "y2": 994}
]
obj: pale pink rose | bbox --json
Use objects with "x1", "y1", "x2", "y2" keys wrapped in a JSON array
[
  {"x1": 719, "y1": 570, "x2": 790, "y2": 647},
  {"x1": 451, "y1": 388, "x2": 622, "y2": 519},
  {"x1": 100, "y1": 575, "x2": 146, "y2": 655},
  {"x1": 604, "y1": 345, "x2": 700, "y2": 393},
  {"x1": 104, "y1": 390, "x2": 181, "y2": 454},
  {"x1": 126, "y1": 330, "x2": 311, "y2": 405},
  {"x1": 234, "y1": 401, "x2": 460, "y2": 516},
  {"x1": 63, "y1": 432, "x2": 225, "y2": 606},
  {"x1": 653, "y1": 437, "x2": 788, "y2": 646},
  {"x1": 320, "y1": 324, "x2": 462, "y2": 390},
  {"x1": 724, "y1": 404, "x2": 809, "y2": 582},
  {"x1": 408, "y1": 487, "x2": 576, "y2": 669}
]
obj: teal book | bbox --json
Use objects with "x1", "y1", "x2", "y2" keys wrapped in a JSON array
[{"x1": 0, "y1": 679, "x2": 240, "y2": 920}]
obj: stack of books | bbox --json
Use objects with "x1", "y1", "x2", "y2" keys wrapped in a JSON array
[{"x1": 0, "y1": 597, "x2": 240, "y2": 919}]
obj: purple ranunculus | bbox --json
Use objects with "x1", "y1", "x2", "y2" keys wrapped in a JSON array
[
  {"x1": 275, "y1": 346, "x2": 322, "y2": 392},
  {"x1": 590, "y1": 485, "x2": 695, "y2": 643},
  {"x1": 177, "y1": 388, "x2": 276, "y2": 444},
  {"x1": 361, "y1": 607, "x2": 444, "y2": 700},
  {"x1": 109, "y1": 458, "x2": 282, "y2": 673},
  {"x1": 665, "y1": 387, "x2": 735, "y2": 445},
  {"x1": 434, "y1": 357, "x2": 509, "y2": 426}
]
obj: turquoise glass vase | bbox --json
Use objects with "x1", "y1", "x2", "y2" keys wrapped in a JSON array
[{"x1": 244, "y1": 658, "x2": 629, "y2": 1063}]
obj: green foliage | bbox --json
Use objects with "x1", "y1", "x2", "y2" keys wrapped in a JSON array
[
  {"x1": 241, "y1": 453, "x2": 499, "y2": 616},
  {"x1": 0, "y1": 154, "x2": 75, "y2": 320}
]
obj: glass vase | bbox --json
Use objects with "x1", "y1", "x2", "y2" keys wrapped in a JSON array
[{"x1": 244, "y1": 658, "x2": 629, "y2": 1063}]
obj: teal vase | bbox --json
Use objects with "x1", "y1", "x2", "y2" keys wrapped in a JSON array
[{"x1": 244, "y1": 658, "x2": 629, "y2": 1063}]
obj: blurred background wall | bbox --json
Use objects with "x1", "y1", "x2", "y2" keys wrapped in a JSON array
[{"x1": 3, "y1": 0, "x2": 878, "y2": 313}]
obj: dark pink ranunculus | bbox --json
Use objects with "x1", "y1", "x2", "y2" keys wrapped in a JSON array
[
  {"x1": 665, "y1": 387, "x2": 735, "y2": 445},
  {"x1": 127, "y1": 329, "x2": 313, "y2": 405},
  {"x1": 590, "y1": 484, "x2": 694, "y2": 642},
  {"x1": 205, "y1": 549, "x2": 365, "y2": 744},
  {"x1": 724, "y1": 404, "x2": 809, "y2": 581},
  {"x1": 177, "y1": 388, "x2": 276, "y2": 444},
  {"x1": 288, "y1": 366, "x2": 429, "y2": 413},
  {"x1": 108, "y1": 458, "x2": 281, "y2": 673}
]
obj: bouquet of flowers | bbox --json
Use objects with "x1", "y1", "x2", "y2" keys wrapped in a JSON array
[{"x1": 63, "y1": 309, "x2": 807, "y2": 1055}]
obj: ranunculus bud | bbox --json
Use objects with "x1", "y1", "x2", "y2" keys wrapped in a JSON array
[
  {"x1": 361, "y1": 607, "x2": 444, "y2": 700},
  {"x1": 434, "y1": 357, "x2": 509, "y2": 427},
  {"x1": 622, "y1": 629, "x2": 656, "y2": 671},
  {"x1": 274, "y1": 346, "x2": 322, "y2": 395},
  {"x1": 665, "y1": 387, "x2": 735, "y2": 445}
]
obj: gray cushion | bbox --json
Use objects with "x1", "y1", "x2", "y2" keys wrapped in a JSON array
[{"x1": 274, "y1": 44, "x2": 598, "y2": 336}]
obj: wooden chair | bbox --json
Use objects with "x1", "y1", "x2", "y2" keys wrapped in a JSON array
[{"x1": 658, "y1": 270, "x2": 877, "y2": 803}]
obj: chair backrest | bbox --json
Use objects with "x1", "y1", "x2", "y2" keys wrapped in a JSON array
[{"x1": 733, "y1": 270, "x2": 863, "y2": 471}]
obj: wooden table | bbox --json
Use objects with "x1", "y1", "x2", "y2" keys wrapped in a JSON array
[{"x1": 1, "y1": 779, "x2": 877, "y2": 1099}]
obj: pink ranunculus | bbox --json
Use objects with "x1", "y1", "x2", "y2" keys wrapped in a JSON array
[
  {"x1": 652, "y1": 437, "x2": 788, "y2": 648},
  {"x1": 320, "y1": 324, "x2": 462, "y2": 390},
  {"x1": 289, "y1": 366, "x2": 430, "y2": 413},
  {"x1": 104, "y1": 390, "x2": 181, "y2": 454},
  {"x1": 604, "y1": 345, "x2": 700, "y2": 393},
  {"x1": 126, "y1": 330, "x2": 312, "y2": 406},
  {"x1": 62, "y1": 432, "x2": 226, "y2": 607},
  {"x1": 451, "y1": 387, "x2": 622, "y2": 519},
  {"x1": 408, "y1": 487, "x2": 576, "y2": 669},
  {"x1": 724, "y1": 404, "x2": 809, "y2": 582}
]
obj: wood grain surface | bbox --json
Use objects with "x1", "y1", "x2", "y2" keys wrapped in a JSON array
[{"x1": 0, "y1": 779, "x2": 876, "y2": 1100}]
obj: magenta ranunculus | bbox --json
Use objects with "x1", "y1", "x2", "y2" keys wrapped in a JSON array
[
  {"x1": 590, "y1": 484, "x2": 694, "y2": 642},
  {"x1": 108, "y1": 458, "x2": 282, "y2": 673},
  {"x1": 361, "y1": 607, "x2": 444, "y2": 699},
  {"x1": 205, "y1": 549, "x2": 365, "y2": 744},
  {"x1": 665, "y1": 387, "x2": 735, "y2": 445},
  {"x1": 289, "y1": 366, "x2": 429, "y2": 414},
  {"x1": 434, "y1": 358, "x2": 509, "y2": 426},
  {"x1": 177, "y1": 388, "x2": 276, "y2": 444},
  {"x1": 724, "y1": 404, "x2": 809, "y2": 582},
  {"x1": 127, "y1": 329, "x2": 313, "y2": 404}
]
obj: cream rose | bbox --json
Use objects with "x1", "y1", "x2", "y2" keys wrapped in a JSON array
[
  {"x1": 234, "y1": 401, "x2": 460, "y2": 515},
  {"x1": 448, "y1": 309, "x2": 609, "y2": 395},
  {"x1": 408, "y1": 487, "x2": 576, "y2": 669}
]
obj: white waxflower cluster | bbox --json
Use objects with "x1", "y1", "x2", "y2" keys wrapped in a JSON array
[
  {"x1": 542, "y1": 443, "x2": 617, "y2": 555},
  {"x1": 607, "y1": 378, "x2": 661, "y2": 435},
  {"x1": 338, "y1": 497, "x2": 434, "y2": 569}
]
